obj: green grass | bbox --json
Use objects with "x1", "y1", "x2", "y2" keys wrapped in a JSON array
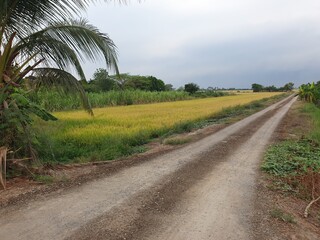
[
  {"x1": 29, "y1": 90, "x2": 233, "y2": 112},
  {"x1": 30, "y1": 90, "x2": 194, "y2": 111},
  {"x1": 33, "y1": 175, "x2": 55, "y2": 184},
  {"x1": 262, "y1": 140, "x2": 320, "y2": 177},
  {"x1": 262, "y1": 101, "x2": 320, "y2": 202},
  {"x1": 163, "y1": 137, "x2": 192, "y2": 145},
  {"x1": 302, "y1": 103, "x2": 320, "y2": 143},
  {"x1": 262, "y1": 103, "x2": 320, "y2": 178}
]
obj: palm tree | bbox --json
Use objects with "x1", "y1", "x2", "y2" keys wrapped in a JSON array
[{"x1": 0, "y1": 0, "x2": 125, "y2": 159}]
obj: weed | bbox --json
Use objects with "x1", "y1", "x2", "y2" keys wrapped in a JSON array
[
  {"x1": 263, "y1": 102, "x2": 320, "y2": 217},
  {"x1": 34, "y1": 175, "x2": 54, "y2": 184},
  {"x1": 164, "y1": 137, "x2": 192, "y2": 145},
  {"x1": 270, "y1": 208, "x2": 296, "y2": 223}
]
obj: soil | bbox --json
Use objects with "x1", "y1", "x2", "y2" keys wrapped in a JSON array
[{"x1": 0, "y1": 96, "x2": 319, "y2": 240}]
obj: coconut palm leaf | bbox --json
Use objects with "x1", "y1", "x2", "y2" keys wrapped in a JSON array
[
  {"x1": 16, "y1": 19, "x2": 119, "y2": 76},
  {"x1": 41, "y1": 19, "x2": 119, "y2": 73},
  {"x1": 16, "y1": 35, "x2": 86, "y2": 80},
  {"x1": 0, "y1": 1, "x2": 128, "y2": 34}
]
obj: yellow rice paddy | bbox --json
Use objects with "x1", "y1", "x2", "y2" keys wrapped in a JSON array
[{"x1": 53, "y1": 92, "x2": 281, "y2": 143}]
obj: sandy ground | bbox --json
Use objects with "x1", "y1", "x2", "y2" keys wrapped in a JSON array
[{"x1": 0, "y1": 96, "x2": 298, "y2": 240}]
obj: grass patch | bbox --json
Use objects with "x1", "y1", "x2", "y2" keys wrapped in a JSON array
[
  {"x1": 33, "y1": 175, "x2": 55, "y2": 184},
  {"x1": 263, "y1": 101, "x2": 320, "y2": 216},
  {"x1": 262, "y1": 140, "x2": 320, "y2": 177},
  {"x1": 302, "y1": 103, "x2": 320, "y2": 143},
  {"x1": 262, "y1": 139, "x2": 320, "y2": 199},
  {"x1": 163, "y1": 137, "x2": 192, "y2": 145},
  {"x1": 270, "y1": 208, "x2": 296, "y2": 223}
]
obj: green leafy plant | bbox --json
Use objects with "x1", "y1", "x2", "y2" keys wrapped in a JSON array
[{"x1": 0, "y1": 1, "x2": 120, "y2": 161}]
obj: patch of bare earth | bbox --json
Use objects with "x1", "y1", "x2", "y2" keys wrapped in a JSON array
[{"x1": 253, "y1": 99, "x2": 320, "y2": 240}]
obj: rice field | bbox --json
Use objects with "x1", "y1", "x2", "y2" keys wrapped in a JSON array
[{"x1": 35, "y1": 92, "x2": 284, "y2": 163}]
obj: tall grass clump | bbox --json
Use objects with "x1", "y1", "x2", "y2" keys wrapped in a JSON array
[
  {"x1": 303, "y1": 103, "x2": 320, "y2": 143},
  {"x1": 30, "y1": 90, "x2": 193, "y2": 111}
]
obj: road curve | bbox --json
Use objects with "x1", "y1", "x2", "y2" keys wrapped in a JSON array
[{"x1": 0, "y1": 96, "x2": 296, "y2": 240}]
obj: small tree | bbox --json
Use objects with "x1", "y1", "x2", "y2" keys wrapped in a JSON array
[
  {"x1": 165, "y1": 84, "x2": 174, "y2": 91},
  {"x1": 184, "y1": 83, "x2": 200, "y2": 94},
  {"x1": 283, "y1": 82, "x2": 294, "y2": 92},
  {"x1": 252, "y1": 83, "x2": 264, "y2": 92},
  {"x1": 92, "y1": 68, "x2": 116, "y2": 92},
  {"x1": 148, "y1": 76, "x2": 165, "y2": 91}
]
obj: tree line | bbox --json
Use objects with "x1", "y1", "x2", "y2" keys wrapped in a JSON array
[
  {"x1": 251, "y1": 82, "x2": 294, "y2": 92},
  {"x1": 80, "y1": 68, "x2": 172, "y2": 92}
]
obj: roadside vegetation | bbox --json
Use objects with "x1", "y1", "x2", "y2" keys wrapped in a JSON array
[{"x1": 262, "y1": 82, "x2": 320, "y2": 218}]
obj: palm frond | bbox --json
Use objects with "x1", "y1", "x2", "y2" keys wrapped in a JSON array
[
  {"x1": 32, "y1": 68, "x2": 93, "y2": 115},
  {"x1": 39, "y1": 19, "x2": 120, "y2": 74},
  {"x1": 1, "y1": 1, "x2": 129, "y2": 37},
  {"x1": 16, "y1": 35, "x2": 86, "y2": 80}
]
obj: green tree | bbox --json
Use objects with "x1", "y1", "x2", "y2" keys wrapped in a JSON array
[
  {"x1": 184, "y1": 83, "x2": 200, "y2": 94},
  {"x1": 113, "y1": 74, "x2": 166, "y2": 91},
  {"x1": 0, "y1": 1, "x2": 121, "y2": 160},
  {"x1": 264, "y1": 85, "x2": 278, "y2": 92},
  {"x1": 251, "y1": 83, "x2": 264, "y2": 92},
  {"x1": 148, "y1": 76, "x2": 165, "y2": 91},
  {"x1": 165, "y1": 84, "x2": 174, "y2": 91},
  {"x1": 283, "y1": 82, "x2": 294, "y2": 91},
  {"x1": 91, "y1": 68, "x2": 116, "y2": 92}
]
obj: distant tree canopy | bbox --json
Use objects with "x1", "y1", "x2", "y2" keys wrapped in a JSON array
[
  {"x1": 165, "y1": 84, "x2": 174, "y2": 91},
  {"x1": 251, "y1": 82, "x2": 294, "y2": 92},
  {"x1": 184, "y1": 83, "x2": 200, "y2": 94},
  {"x1": 82, "y1": 69, "x2": 166, "y2": 92},
  {"x1": 283, "y1": 82, "x2": 294, "y2": 91},
  {"x1": 123, "y1": 74, "x2": 165, "y2": 91},
  {"x1": 92, "y1": 68, "x2": 116, "y2": 91},
  {"x1": 251, "y1": 83, "x2": 264, "y2": 92}
]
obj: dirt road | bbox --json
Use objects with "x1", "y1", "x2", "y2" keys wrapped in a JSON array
[{"x1": 0, "y1": 96, "x2": 296, "y2": 240}]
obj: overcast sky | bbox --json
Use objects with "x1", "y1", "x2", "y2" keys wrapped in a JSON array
[{"x1": 82, "y1": 0, "x2": 320, "y2": 89}]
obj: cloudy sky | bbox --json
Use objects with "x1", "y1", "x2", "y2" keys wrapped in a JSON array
[{"x1": 82, "y1": 0, "x2": 320, "y2": 89}]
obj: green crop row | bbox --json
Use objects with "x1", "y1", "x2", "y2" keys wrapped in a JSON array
[{"x1": 29, "y1": 90, "x2": 193, "y2": 111}]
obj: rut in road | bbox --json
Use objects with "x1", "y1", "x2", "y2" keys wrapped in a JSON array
[{"x1": 0, "y1": 96, "x2": 296, "y2": 240}]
